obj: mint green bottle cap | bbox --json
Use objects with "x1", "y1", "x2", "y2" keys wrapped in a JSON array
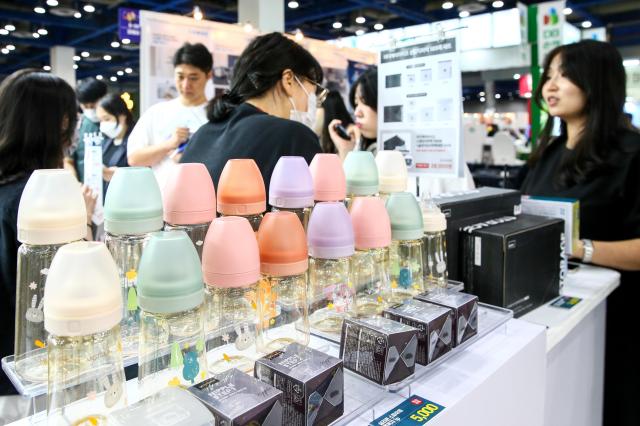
[
  {"x1": 104, "y1": 167, "x2": 163, "y2": 235},
  {"x1": 137, "y1": 231, "x2": 204, "y2": 314},
  {"x1": 385, "y1": 192, "x2": 424, "y2": 241},
  {"x1": 343, "y1": 151, "x2": 379, "y2": 196}
]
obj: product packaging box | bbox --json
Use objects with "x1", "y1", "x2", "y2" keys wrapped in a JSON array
[
  {"x1": 521, "y1": 196, "x2": 579, "y2": 256},
  {"x1": 188, "y1": 368, "x2": 283, "y2": 426},
  {"x1": 383, "y1": 299, "x2": 453, "y2": 365},
  {"x1": 111, "y1": 387, "x2": 215, "y2": 425},
  {"x1": 414, "y1": 289, "x2": 478, "y2": 347},
  {"x1": 254, "y1": 343, "x2": 344, "y2": 426},
  {"x1": 340, "y1": 316, "x2": 418, "y2": 385},
  {"x1": 432, "y1": 187, "x2": 522, "y2": 283},
  {"x1": 461, "y1": 214, "x2": 565, "y2": 317}
]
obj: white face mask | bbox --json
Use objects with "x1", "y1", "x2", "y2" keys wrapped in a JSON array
[
  {"x1": 100, "y1": 120, "x2": 123, "y2": 139},
  {"x1": 289, "y1": 76, "x2": 317, "y2": 130},
  {"x1": 83, "y1": 108, "x2": 100, "y2": 123}
]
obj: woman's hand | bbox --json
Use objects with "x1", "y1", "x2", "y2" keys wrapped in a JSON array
[
  {"x1": 81, "y1": 185, "x2": 98, "y2": 223},
  {"x1": 102, "y1": 166, "x2": 117, "y2": 182},
  {"x1": 328, "y1": 119, "x2": 360, "y2": 160}
]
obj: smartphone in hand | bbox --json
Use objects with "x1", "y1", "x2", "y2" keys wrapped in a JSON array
[{"x1": 334, "y1": 123, "x2": 351, "y2": 140}]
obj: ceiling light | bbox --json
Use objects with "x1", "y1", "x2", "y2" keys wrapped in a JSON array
[
  {"x1": 581, "y1": 20, "x2": 592, "y2": 29},
  {"x1": 288, "y1": 1, "x2": 299, "y2": 8},
  {"x1": 73, "y1": 64, "x2": 78, "y2": 69},
  {"x1": 83, "y1": 4, "x2": 95, "y2": 13},
  {"x1": 103, "y1": 54, "x2": 112, "y2": 61},
  {"x1": 46, "y1": 0, "x2": 59, "y2": 6},
  {"x1": 37, "y1": 28, "x2": 48, "y2": 35},
  {"x1": 81, "y1": 51, "x2": 90, "y2": 57},
  {"x1": 1, "y1": 48, "x2": 8, "y2": 54},
  {"x1": 294, "y1": 29, "x2": 304, "y2": 42},
  {"x1": 111, "y1": 40, "x2": 120, "y2": 48},
  {"x1": 332, "y1": 21, "x2": 342, "y2": 29},
  {"x1": 34, "y1": 6, "x2": 46, "y2": 14},
  {"x1": 459, "y1": 10, "x2": 470, "y2": 18},
  {"x1": 495, "y1": 93, "x2": 501, "y2": 99},
  {"x1": 33, "y1": 33, "x2": 40, "y2": 38},
  {"x1": 374, "y1": 23, "x2": 384, "y2": 30},
  {"x1": 4, "y1": 24, "x2": 15, "y2": 31},
  {"x1": 96, "y1": 74, "x2": 103, "y2": 80},
  {"x1": 74, "y1": 12, "x2": 81, "y2": 18},
  {"x1": 121, "y1": 38, "x2": 131, "y2": 45},
  {"x1": 73, "y1": 55, "x2": 80, "y2": 61},
  {"x1": 355, "y1": 16, "x2": 366, "y2": 24},
  {"x1": 442, "y1": 2, "x2": 454, "y2": 9},
  {"x1": 480, "y1": 97, "x2": 486, "y2": 102},
  {"x1": 492, "y1": 1, "x2": 504, "y2": 8},
  {"x1": 0, "y1": 29, "x2": 8, "y2": 35},
  {"x1": 193, "y1": 5, "x2": 203, "y2": 21},
  {"x1": 356, "y1": 29, "x2": 365, "y2": 36},
  {"x1": 479, "y1": 91, "x2": 485, "y2": 97},
  {"x1": 562, "y1": 7, "x2": 572, "y2": 15},
  {"x1": 110, "y1": 76, "x2": 117, "y2": 82},
  {"x1": 117, "y1": 70, "x2": 124, "y2": 76},
  {"x1": 513, "y1": 73, "x2": 521, "y2": 80},
  {"x1": 43, "y1": 65, "x2": 51, "y2": 71},
  {"x1": 125, "y1": 67, "x2": 133, "y2": 73},
  {"x1": 6, "y1": 44, "x2": 15, "y2": 51}
]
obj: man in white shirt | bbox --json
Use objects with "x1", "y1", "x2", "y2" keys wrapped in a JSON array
[{"x1": 127, "y1": 42, "x2": 213, "y2": 189}]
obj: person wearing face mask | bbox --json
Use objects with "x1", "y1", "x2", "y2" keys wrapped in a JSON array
[
  {"x1": 181, "y1": 32, "x2": 324, "y2": 195},
  {"x1": 72, "y1": 78, "x2": 108, "y2": 183},
  {"x1": 96, "y1": 93, "x2": 133, "y2": 198}
]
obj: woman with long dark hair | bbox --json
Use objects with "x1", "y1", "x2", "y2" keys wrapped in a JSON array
[
  {"x1": 181, "y1": 32, "x2": 325, "y2": 194},
  {"x1": 521, "y1": 40, "x2": 640, "y2": 426},
  {"x1": 319, "y1": 90, "x2": 353, "y2": 154},
  {"x1": 97, "y1": 93, "x2": 134, "y2": 195}
]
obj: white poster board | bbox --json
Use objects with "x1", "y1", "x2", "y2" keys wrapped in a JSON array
[
  {"x1": 377, "y1": 36, "x2": 463, "y2": 178},
  {"x1": 83, "y1": 134, "x2": 104, "y2": 225},
  {"x1": 537, "y1": 1, "x2": 566, "y2": 66}
]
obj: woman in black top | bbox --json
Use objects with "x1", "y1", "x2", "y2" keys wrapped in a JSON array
[
  {"x1": 521, "y1": 40, "x2": 640, "y2": 426},
  {"x1": 181, "y1": 32, "x2": 325, "y2": 194}
]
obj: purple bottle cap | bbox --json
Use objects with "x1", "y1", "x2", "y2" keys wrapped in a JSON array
[
  {"x1": 269, "y1": 156, "x2": 314, "y2": 209},
  {"x1": 307, "y1": 202, "x2": 355, "y2": 259}
]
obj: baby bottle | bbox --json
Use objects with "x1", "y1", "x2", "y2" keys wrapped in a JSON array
[
  {"x1": 375, "y1": 150, "x2": 408, "y2": 202},
  {"x1": 217, "y1": 159, "x2": 265, "y2": 232},
  {"x1": 309, "y1": 153, "x2": 347, "y2": 204},
  {"x1": 343, "y1": 151, "x2": 379, "y2": 209},
  {"x1": 421, "y1": 194, "x2": 448, "y2": 290},
  {"x1": 269, "y1": 156, "x2": 314, "y2": 230}
]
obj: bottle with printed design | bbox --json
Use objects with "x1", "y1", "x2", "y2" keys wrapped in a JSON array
[
  {"x1": 104, "y1": 167, "x2": 164, "y2": 356},
  {"x1": 163, "y1": 163, "x2": 217, "y2": 260},
  {"x1": 309, "y1": 153, "x2": 347, "y2": 205},
  {"x1": 269, "y1": 156, "x2": 314, "y2": 230},
  {"x1": 421, "y1": 194, "x2": 448, "y2": 290},
  {"x1": 307, "y1": 202, "x2": 356, "y2": 334},
  {"x1": 375, "y1": 150, "x2": 408, "y2": 203},
  {"x1": 202, "y1": 216, "x2": 260, "y2": 374},
  {"x1": 350, "y1": 197, "x2": 393, "y2": 317},
  {"x1": 14, "y1": 170, "x2": 87, "y2": 383},
  {"x1": 256, "y1": 211, "x2": 309, "y2": 352},
  {"x1": 217, "y1": 159, "x2": 266, "y2": 232},
  {"x1": 136, "y1": 231, "x2": 207, "y2": 398},
  {"x1": 45, "y1": 242, "x2": 127, "y2": 425},
  {"x1": 343, "y1": 151, "x2": 379, "y2": 210},
  {"x1": 386, "y1": 192, "x2": 425, "y2": 303}
]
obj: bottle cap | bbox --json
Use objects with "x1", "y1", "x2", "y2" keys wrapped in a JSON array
[
  {"x1": 269, "y1": 156, "x2": 314, "y2": 209},
  {"x1": 386, "y1": 192, "x2": 424, "y2": 241},
  {"x1": 421, "y1": 194, "x2": 447, "y2": 232},
  {"x1": 163, "y1": 163, "x2": 216, "y2": 225},
  {"x1": 309, "y1": 154, "x2": 346, "y2": 202},
  {"x1": 307, "y1": 202, "x2": 355, "y2": 259},
  {"x1": 257, "y1": 211, "x2": 308, "y2": 277},
  {"x1": 217, "y1": 159, "x2": 266, "y2": 215},
  {"x1": 343, "y1": 151, "x2": 379, "y2": 196},
  {"x1": 350, "y1": 197, "x2": 391, "y2": 249},
  {"x1": 376, "y1": 150, "x2": 408, "y2": 193}
]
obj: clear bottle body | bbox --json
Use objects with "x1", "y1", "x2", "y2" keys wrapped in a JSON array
[
  {"x1": 105, "y1": 232, "x2": 150, "y2": 356},
  {"x1": 206, "y1": 284, "x2": 258, "y2": 375},
  {"x1": 256, "y1": 273, "x2": 309, "y2": 353},
  {"x1": 352, "y1": 247, "x2": 391, "y2": 317},
  {"x1": 14, "y1": 243, "x2": 64, "y2": 382},
  {"x1": 220, "y1": 213, "x2": 263, "y2": 232},
  {"x1": 422, "y1": 230, "x2": 448, "y2": 291},
  {"x1": 270, "y1": 206, "x2": 311, "y2": 231},
  {"x1": 164, "y1": 222, "x2": 211, "y2": 260},
  {"x1": 389, "y1": 239, "x2": 424, "y2": 304},
  {"x1": 308, "y1": 257, "x2": 355, "y2": 334},
  {"x1": 138, "y1": 306, "x2": 207, "y2": 398},
  {"x1": 47, "y1": 325, "x2": 127, "y2": 425}
]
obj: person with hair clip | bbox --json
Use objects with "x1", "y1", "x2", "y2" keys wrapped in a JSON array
[
  {"x1": 0, "y1": 69, "x2": 96, "y2": 397},
  {"x1": 181, "y1": 32, "x2": 325, "y2": 194},
  {"x1": 521, "y1": 40, "x2": 640, "y2": 426},
  {"x1": 97, "y1": 93, "x2": 134, "y2": 197}
]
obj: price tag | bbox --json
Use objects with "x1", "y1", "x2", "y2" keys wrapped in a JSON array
[
  {"x1": 550, "y1": 296, "x2": 582, "y2": 309},
  {"x1": 370, "y1": 395, "x2": 445, "y2": 425}
]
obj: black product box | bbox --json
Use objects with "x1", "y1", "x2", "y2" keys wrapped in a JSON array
[
  {"x1": 340, "y1": 317, "x2": 418, "y2": 385},
  {"x1": 461, "y1": 214, "x2": 565, "y2": 318},
  {"x1": 254, "y1": 343, "x2": 344, "y2": 426},
  {"x1": 383, "y1": 299, "x2": 453, "y2": 365},
  {"x1": 188, "y1": 368, "x2": 283, "y2": 426},
  {"x1": 432, "y1": 187, "x2": 522, "y2": 283},
  {"x1": 414, "y1": 289, "x2": 478, "y2": 346}
]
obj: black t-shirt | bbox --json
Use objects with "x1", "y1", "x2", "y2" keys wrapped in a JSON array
[{"x1": 180, "y1": 103, "x2": 322, "y2": 195}]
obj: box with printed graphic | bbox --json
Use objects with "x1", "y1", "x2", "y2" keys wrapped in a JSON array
[
  {"x1": 383, "y1": 299, "x2": 453, "y2": 365},
  {"x1": 339, "y1": 316, "x2": 418, "y2": 385},
  {"x1": 520, "y1": 195, "x2": 579, "y2": 256},
  {"x1": 187, "y1": 368, "x2": 283, "y2": 426},
  {"x1": 254, "y1": 343, "x2": 344, "y2": 426},
  {"x1": 414, "y1": 289, "x2": 478, "y2": 347}
]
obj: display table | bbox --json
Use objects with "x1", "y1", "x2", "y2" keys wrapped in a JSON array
[{"x1": 521, "y1": 264, "x2": 620, "y2": 426}]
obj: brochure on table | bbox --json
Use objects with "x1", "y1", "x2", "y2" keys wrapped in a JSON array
[{"x1": 377, "y1": 36, "x2": 464, "y2": 178}]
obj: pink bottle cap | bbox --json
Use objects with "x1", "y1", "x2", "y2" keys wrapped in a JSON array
[
  {"x1": 309, "y1": 154, "x2": 347, "y2": 202},
  {"x1": 350, "y1": 197, "x2": 392, "y2": 249},
  {"x1": 163, "y1": 163, "x2": 216, "y2": 225},
  {"x1": 202, "y1": 216, "x2": 260, "y2": 288}
]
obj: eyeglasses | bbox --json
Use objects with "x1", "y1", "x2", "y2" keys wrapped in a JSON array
[{"x1": 303, "y1": 77, "x2": 329, "y2": 106}]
